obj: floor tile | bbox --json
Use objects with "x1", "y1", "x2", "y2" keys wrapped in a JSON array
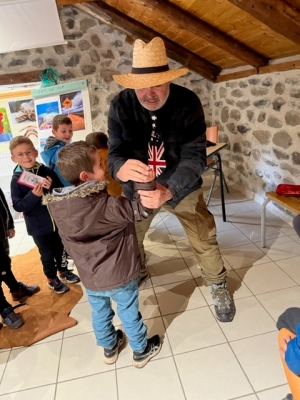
[
  {"x1": 63, "y1": 301, "x2": 93, "y2": 338},
  {"x1": 15, "y1": 242, "x2": 36, "y2": 255},
  {"x1": 117, "y1": 357, "x2": 185, "y2": 400},
  {"x1": 230, "y1": 210, "x2": 263, "y2": 228},
  {"x1": 275, "y1": 256, "x2": 300, "y2": 284},
  {"x1": 215, "y1": 202, "x2": 254, "y2": 217},
  {"x1": 215, "y1": 297, "x2": 276, "y2": 341},
  {"x1": 257, "y1": 384, "x2": 291, "y2": 400},
  {"x1": 163, "y1": 307, "x2": 226, "y2": 354},
  {"x1": 230, "y1": 331, "x2": 286, "y2": 391},
  {"x1": 58, "y1": 332, "x2": 114, "y2": 382},
  {"x1": 56, "y1": 371, "x2": 117, "y2": 400},
  {"x1": 175, "y1": 343, "x2": 253, "y2": 400},
  {"x1": 222, "y1": 243, "x2": 271, "y2": 270},
  {"x1": 0, "y1": 351, "x2": 10, "y2": 380},
  {"x1": 257, "y1": 286, "x2": 300, "y2": 322},
  {"x1": 116, "y1": 316, "x2": 172, "y2": 368},
  {"x1": 160, "y1": 213, "x2": 182, "y2": 228},
  {"x1": 146, "y1": 243, "x2": 182, "y2": 266},
  {"x1": 260, "y1": 235, "x2": 300, "y2": 260},
  {"x1": 239, "y1": 224, "x2": 285, "y2": 243},
  {"x1": 0, "y1": 385, "x2": 56, "y2": 400},
  {"x1": 217, "y1": 228, "x2": 252, "y2": 249},
  {"x1": 0, "y1": 341, "x2": 61, "y2": 395},
  {"x1": 149, "y1": 258, "x2": 193, "y2": 286},
  {"x1": 138, "y1": 287, "x2": 160, "y2": 319},
  {"x1": 154, "y1": 280, "x2": 207, "y2": 315},
  {"x1": 149, "y1": 214, "x2": 166, "y2": 230},
  {"x1": 167, "y1": 225, "x2": 187, "y2": 241},
  {"x1": 235, "y1": 262, "x2": 297, "y2": 295},
  {"x1": 144, "y1": 228, "x2": 174, "y2": 247}
]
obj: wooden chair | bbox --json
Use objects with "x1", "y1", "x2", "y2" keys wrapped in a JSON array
[{"x1": 205, "y1": 126, "x2": 229, "y2": 205}]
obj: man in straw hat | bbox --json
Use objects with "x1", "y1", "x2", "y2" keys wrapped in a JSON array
[{"x1": 108, "y1": 37, "x2": 235, "y2": 323}]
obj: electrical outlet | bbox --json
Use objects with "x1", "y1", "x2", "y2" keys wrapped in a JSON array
[{"x1": 229, "y1": 161, "x2": 236, "y2": 168}]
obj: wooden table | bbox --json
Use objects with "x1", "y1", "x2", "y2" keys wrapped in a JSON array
[{"x1": 206, "y1": 143, "x2": 227, "y2": 221}]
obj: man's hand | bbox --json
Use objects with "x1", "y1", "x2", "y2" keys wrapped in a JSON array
[
  {"x1": 8, "y1": 229, "x2": 15, "y2": 239},
  {"x1": 43, "y1": 176, "x2": 52, "y2": 189},
  {"x1": 117, "y1": 160, "x2": 153, "y2": 183},
  {"x1": 32, "y1": 184, "x2": 43, "y2": 197},
  {"x1": 138, "y1": 182, "x2": 172, "y2": 209}
]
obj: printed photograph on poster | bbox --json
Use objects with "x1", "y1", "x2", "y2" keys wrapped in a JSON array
[
  {"x1": 17, "y1": 124, "x2": 38, "y2": 146},
  {"x1": 36, "y1": 101, "x2": 59, "y2": 130},
  {"x1": 0, "y1": 108, "x2": 13, "y2": 142},
  {"x1": 60, "y1": 91, "x2": 85, "y2": 131},
  {"x1": 39, "y1": 136, "x2": 48, "y2": 152},
  {"x1": 3, "y1": 189, "x2": 24, "y2": 222},
  {"x1": 8, "y1": 99, "x2": 36, "y2": 124}
]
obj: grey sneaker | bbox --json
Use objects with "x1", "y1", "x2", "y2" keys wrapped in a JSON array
[
  {"x1": 103, "y1": 329, "x2": 125, "y2": 364},
  {"x1": 210, "y1": 282, "x2": 235, "y2": 322},
  {"x1": 137, "y1": 263, "x2": 149, "y2": 286},
  {"x1": 1, "y1": 304, "x2": 24, "y2": 329},
  {"x1": 132, "y1": 335, "x2": 161, "y2": 368}
]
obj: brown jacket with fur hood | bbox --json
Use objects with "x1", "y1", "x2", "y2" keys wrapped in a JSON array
[{"x1": 43, "y1": 181, "x2": 150, "y2": 291}]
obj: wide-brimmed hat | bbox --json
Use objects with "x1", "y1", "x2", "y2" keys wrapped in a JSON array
[{"x1": 113, "y1": 37, "x2": 189, "y2": 89}]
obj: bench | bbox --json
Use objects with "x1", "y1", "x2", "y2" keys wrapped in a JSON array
[{"x1": 261, "y1": 191, "x2": 300, "y2": 247}]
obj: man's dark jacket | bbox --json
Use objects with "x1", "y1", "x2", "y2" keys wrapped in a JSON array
[
  {"x1": 10, "y1": 163, "x2": 62, "y2": 236},
  {"x1": 108, "y1": 83, "x2": 207, "y2": 207}
]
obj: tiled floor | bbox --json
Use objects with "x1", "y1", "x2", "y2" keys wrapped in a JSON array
[{"x1": 0, "y1": 178, "x2": 297, "y2": 400}]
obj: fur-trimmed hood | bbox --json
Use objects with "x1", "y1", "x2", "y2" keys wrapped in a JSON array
[{"x1": 43, "y1": 180, "x2": 108, "y2": 205}]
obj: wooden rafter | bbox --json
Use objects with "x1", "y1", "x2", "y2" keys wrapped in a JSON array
[
  {"x1": 228, "y1": 0, "x2": 300, "y2": 46},
  {"x1": 75, "y1": 1, "x2": 221, "y2": 81},
  {"x1": 56, "y1": 0, "x2": 94, "y2": 5},
  {"x1": 122, "y1": 0, "x2": 268, "y2": 68}
]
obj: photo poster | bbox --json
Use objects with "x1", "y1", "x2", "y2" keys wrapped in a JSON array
[
  {"x1": 0, "y1": 79, "x2": 92, "y2": 155},
  {"x1": 0, "y1": 89, "x2": 39, "y2": 154},
  {"x1": 32, "y1": 79, "x2": 92, "y2": 151}
]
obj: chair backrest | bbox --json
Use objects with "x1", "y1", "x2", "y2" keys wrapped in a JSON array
[{"x1": 206, "y1": 126, "x2": 218, "y2": 143}]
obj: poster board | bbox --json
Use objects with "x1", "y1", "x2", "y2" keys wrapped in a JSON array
[{"x1": 0, "y1": 79, "x2": 92, "y2": 221}]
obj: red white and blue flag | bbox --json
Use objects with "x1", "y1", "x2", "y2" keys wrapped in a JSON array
[{"x1": 148, "y1": 114, "x2": 166, "y2": 177}]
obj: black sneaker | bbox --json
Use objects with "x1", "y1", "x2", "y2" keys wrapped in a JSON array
[
  {"x1": 1, "y1": 305, "x2": 24, "y2": 329},
  {"x1": 282, "y1": 394, "x2": 294, "y2": 400},
  {"x1": 103, "y1": 329, "x2": 125, "y2": 364},
  {"x1": 137, "y1": 264, "x2": 149, "y2": 287},
  {"x1": 210, "y1": 281, "x2": 235, "y2": 322},
  {"x1": 11, "y1": 282, "x2": 40, "y2": 301},
  {"x1": 47, "y1": 277, "x2": 70, "y2": 294},
  {"x1": 132, "y1": 335, "x2": 161, "y2": 368},
  {"x1": 59, "y1": 270, "x2": 80, "y2": 284}
]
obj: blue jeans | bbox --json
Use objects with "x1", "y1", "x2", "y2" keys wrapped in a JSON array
[{"x1": 86, "y1": 279, "x2": 147, "y2": 352}]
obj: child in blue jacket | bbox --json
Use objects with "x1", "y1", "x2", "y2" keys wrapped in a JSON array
[{"x1": 40, "y1": 114, "x2": 73, "y2": 187}]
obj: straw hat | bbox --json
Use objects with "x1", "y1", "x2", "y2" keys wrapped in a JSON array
[{"x1": 113, "y1": 37, "x2": 189, "y2": 89}]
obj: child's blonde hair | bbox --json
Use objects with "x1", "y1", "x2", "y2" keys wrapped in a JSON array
[
  {"x1": 57, "y1": 141, "x2": 98, "y2": 186},
  {"x1": 9, "y1": 136, "x2": 34, "y2": 154}
]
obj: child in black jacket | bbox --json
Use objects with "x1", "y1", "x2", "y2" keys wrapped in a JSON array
[
  {"x1": 0, "y1": 187, "x2": 40, "y2": 329},
  {"x1": 10, "y1": 136, "x2": 80, "y2": 294}
]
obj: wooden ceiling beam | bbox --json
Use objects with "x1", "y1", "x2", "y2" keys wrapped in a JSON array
[
  {"x1": 56, "y1": 0, "x2": 94, "y2": 5},
  {"x1": 75, "y1": 1, "x2": 221, "y2": 81},
  {"x1": 228, "y1": 0, "x2": 300, "y2": 46},
  {"x1": 133, "y1": 0, "x2": 267, "y2": 68}
]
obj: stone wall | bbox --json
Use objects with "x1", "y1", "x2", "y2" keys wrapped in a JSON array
[
  {"x1": 210, "y1": 70, "x2": 300, "y2": 201},
  {"x1": 0, "y1": 6, "x2": 211, "y2": 134}
]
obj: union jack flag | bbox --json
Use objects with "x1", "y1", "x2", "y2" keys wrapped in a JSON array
[{"x1": 148, "y1": 141, "x2": 166, "y2": 176}]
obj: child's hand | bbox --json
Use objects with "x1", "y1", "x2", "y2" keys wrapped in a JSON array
[
  {"x1": 8, "y1": 229, "x2": 15, "y2": 239},
  {"x1": 43, "y1": 176, "x2": 52, "y2": 189},
  {"x1": 32, "y1": 184, "x2": 43, "y2": 197}
]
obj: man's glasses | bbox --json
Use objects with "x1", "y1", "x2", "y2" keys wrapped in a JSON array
[{"x1": 13, "y1": 150, "x2": 35, "y2": 159}]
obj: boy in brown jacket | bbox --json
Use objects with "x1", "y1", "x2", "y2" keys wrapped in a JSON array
[
  {"x1": 43, "y1": 141, "x2": 161, "y2": 368},
  {"x1": 85, "y1": 131, "x2": 122, "y2": 196}
]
